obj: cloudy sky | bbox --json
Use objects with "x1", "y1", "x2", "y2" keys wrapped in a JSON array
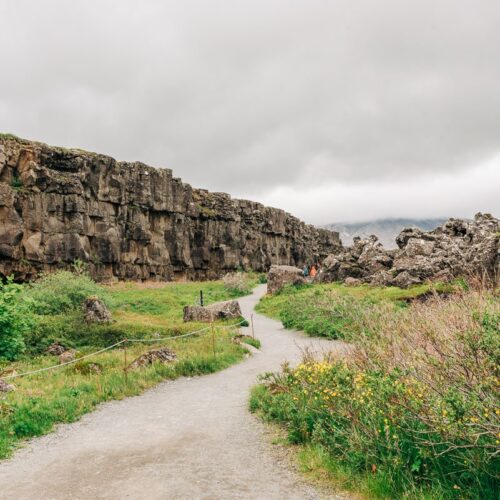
[{"x1": 1, "y1": 0, "x2": 499, "y2": 224}]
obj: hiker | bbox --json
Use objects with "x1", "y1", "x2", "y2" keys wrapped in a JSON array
[
  {"x1": 310, "y1": 264, "x2": 317, "y2": 278},
  {"x1": 303, "y1": 264, "x2": 309, "y2": 277}
]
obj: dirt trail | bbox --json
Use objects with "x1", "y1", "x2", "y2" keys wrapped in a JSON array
[{"x1": 0, "y1": 285, "x2": 350, "y2": 499}]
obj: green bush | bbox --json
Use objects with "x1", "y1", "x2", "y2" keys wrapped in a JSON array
[
  {"x1": 26, "y1": 271, "x2": 108, "y2": 315},
  {"x1": 0, "y1": 278, "x2": 33, "y2": 360}
]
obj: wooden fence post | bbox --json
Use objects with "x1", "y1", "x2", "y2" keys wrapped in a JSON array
[
  {"x1": 123, "y1": 339, "x2": 128, "y2": 385},
  {"x1": 211, "y1": 321, "x2": 216, "y2": 358}
]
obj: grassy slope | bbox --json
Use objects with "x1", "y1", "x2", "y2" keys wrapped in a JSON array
[{"x1": 0, "y1": 280, "x2": 253, "y2": 459}]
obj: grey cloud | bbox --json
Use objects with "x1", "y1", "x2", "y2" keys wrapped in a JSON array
[{"x1": 0, "y1": 0, "x2": 499, "y2": 219}]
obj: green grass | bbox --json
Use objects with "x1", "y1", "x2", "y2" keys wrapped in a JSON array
[
  {"x1": 241, "y1": 336, "x2": 261, "y2": 349},
  {"x1": 0, "y1": 278, "x2": 257, "y2": 459},
  {"x1": 255, "y1": 282, "x2": 456, "y2": 340},
  {"x1": 296, "y1": 444, "x2": 448, "y2": 500},
  {"x1": 23, "y1": 279, "x2": 252, "y2": 353}
]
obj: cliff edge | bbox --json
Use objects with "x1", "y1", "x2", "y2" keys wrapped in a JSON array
[{"x1": 0, "y1": 135, "x2": 340, "y2": 281}]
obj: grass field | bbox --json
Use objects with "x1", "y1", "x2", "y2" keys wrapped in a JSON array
[{"x1": 0, "y1": 276, "x2": 257, "y2": 459}]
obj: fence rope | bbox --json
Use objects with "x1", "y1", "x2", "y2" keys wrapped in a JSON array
[
  {"x1": 2, "y1": 339, "x2": 127, "y2": 380},
  {"x1": 0, "y1": 319, "x2": 248, "y2": 381},
  {"x1": 126, "y1": 325, "x2": 212, "y2": 343}
]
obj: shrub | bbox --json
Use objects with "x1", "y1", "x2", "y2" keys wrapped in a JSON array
[
  {"x1": 0, "y1": 278, "x2": 33, "y2": 360},
  {"x1": 26, "y1": 271, "x2": 108, "y2": 315},
  {"x1": 223, "y1": 272, "x2": 251, "y2": 296},
  {"x1": 252, "y1": 292, "x2": 500, "y2": 498}
]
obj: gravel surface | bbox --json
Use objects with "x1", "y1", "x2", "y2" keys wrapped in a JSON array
[{"x1": 0, "y1": 285, "x2": 351, "y2": 499}]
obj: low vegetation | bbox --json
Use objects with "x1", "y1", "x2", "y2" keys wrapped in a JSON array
[
  {"x1": 0, "y1": 269, "x2": 257, "y2": 458},
  {"x1": 252, "y1": 283, "x2": 499, "y2": 499},
  {"x1": 255, "y1": 281, "x2": 455, "y2": 340}
]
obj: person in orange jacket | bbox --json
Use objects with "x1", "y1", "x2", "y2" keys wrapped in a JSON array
[{"x1": 310, "y1": 264, "x2": 317, "y2": 278}]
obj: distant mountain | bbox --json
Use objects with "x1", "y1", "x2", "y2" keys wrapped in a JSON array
[{"x1": 324, "y1": 218, "x2": 448, "y2": 248}]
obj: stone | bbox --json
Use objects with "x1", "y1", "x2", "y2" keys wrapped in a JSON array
[
  {"x1": 0, "y1": 379, "x2": 15, "y2": 392},
  {"x1": 46, "y1": 343, "x2": 67, "y2": 356},
  {"x1": 267, "y1": 265, "x2": 306, "y2": 294},
  {"x1": 183, "y1": 299, "x2": 242, "y2": 322},
  {"x1": 59, "y1": 350, "x2": 77, "y2": 364},
  {"x1": 128, "y1": 347, "x2": 177, "y2": 370},
  {"x1": 321, "y1": 213, "x2": 499, "y2": 288},
  {"x1": 0, "y1": 136, "x2": 341, "y2": 282},
  {"x1": 73, "y1": 362, "x2": 103, "y2": 375},
  {"x1": 83, "y1": 297, "x2": 112, "y2": 324},
  {"x1": 344, "y1": 277, "x2": 362, "y2": 286}
]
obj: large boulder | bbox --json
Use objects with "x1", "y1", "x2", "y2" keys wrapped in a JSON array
[
  {"x1": 267, "y1": 265, "x2": 306, "y2": 294},
  {"x1": 183, "y1": 299, "x2": 242, "y2": 322},
  {"x1": 83, "y1": 297, "x2": 112, "y2": 324}
]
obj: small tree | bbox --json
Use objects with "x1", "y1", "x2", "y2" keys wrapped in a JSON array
[{"x1": 0, "y1": 278, "x2": 33, "y2": 360}]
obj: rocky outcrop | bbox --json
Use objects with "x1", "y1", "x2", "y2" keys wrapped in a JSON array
[
  {"x1": 0, "y1": 135, "x2": 340, "y2": 282},
  {"x1": 267, "y1": 264, "x2": 306, "y2": 294},
  {"x1": 183, "y1": 299, "x2": 242, "y2": 322},
  {"x1": 320, "y1": 214, "x2": 499, "y2": 287}
]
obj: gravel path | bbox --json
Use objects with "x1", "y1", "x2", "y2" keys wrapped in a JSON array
[{"x1": 0, "y1": 285, "x2": 351, "y2": 499}]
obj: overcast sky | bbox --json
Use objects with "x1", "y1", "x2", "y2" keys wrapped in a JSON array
[{"x1": 1, "y1": 0, "x2": 499, "y2": 224}]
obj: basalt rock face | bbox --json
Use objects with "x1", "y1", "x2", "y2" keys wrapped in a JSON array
[
  {"x1": 320, "y1": 213, "x2": 499, "y2": 287},
  {"x1": 0, "y1": 136, "x2": 340, "y2": 281}
]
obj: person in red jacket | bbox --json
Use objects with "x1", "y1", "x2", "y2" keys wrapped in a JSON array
[{"x1": 310, "y1": 264, "x2": 317, "y2": 278}]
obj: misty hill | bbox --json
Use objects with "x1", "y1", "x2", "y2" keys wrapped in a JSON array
[{"x1": 324, "y1": 218, "x2": 448, "y2": 248}]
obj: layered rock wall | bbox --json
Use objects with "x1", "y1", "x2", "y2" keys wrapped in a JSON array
[{"x1": 0, "y1": 136, "x2": 340, "y2": 281}]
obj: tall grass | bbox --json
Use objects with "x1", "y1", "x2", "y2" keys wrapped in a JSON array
[
  {"x1": 251, "y1": 289, "x2": 499, "y2": 499},
  {"x1": 256, "y1": 282, "x2": 456, "y2": 340}
]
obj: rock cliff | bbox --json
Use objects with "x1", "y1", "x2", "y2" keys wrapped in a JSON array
[
  {"x1": 0, "y1": 135, "x2": 340, "y2": 281},
  {"x1": 320, "y1": 213, "x2": 499, "y2": 287}
]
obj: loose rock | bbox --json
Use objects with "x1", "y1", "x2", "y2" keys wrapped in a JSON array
[
  {"x1": 59, "y1": 350, "x2": 77, "y2": 364},
  {"x1": 46, "y1": 343, "x2": 67, "y2": 356},
  {"x1": 183, "y1": 300, "x2": 242, "y2": 322},
  {"x1": 83, "y1": 297, "x2": 112, "y2": 324},
  {"x1": 128, "y1": 347, "x2": 177, "y2": 370},
  {"x1": 0, "y1": 379, "x2": 15, "y2": 393}
]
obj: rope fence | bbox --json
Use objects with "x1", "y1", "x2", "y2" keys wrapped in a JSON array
[{"x1": 1, "y1": 318, "x2": 249, "y2": 382}]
